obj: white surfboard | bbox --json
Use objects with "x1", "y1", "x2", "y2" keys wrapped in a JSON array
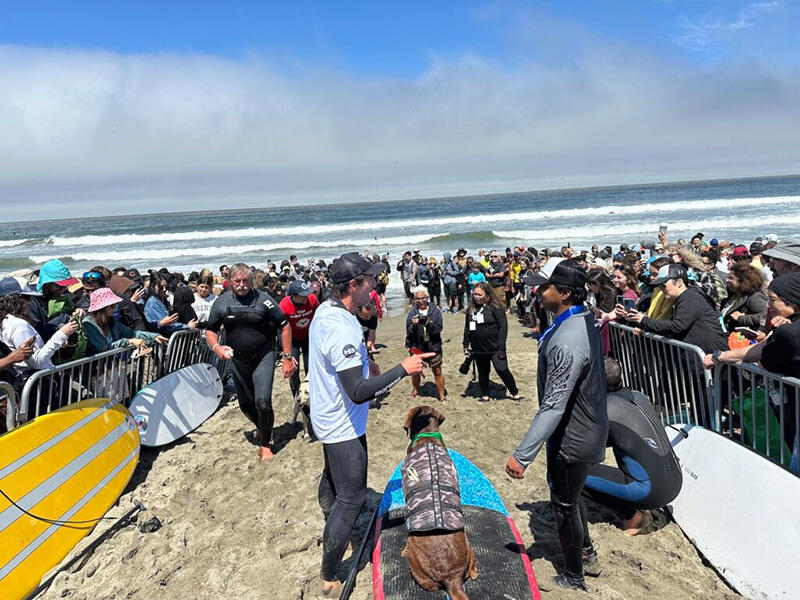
[
  {"x1": 129, "y1": 363, "x2": 222, "y2": 447},
  {"x1": 666, "y1": 424, "x2": 800, "y2": 600}
]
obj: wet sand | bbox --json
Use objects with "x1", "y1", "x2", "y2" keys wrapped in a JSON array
[{"x1": 41, "y1": 308, "x2": 737, "y2": 600}]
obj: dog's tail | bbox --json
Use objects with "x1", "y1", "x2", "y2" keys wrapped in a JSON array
[{"x1": 443, "y1": 580, "x2": 470, "y2": 600}]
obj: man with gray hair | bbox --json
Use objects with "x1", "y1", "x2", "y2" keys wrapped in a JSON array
[{"x1": 205, "y1": 263, "x2": 296, "y2": 461}]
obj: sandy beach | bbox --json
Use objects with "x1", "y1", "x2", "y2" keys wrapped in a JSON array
[{"x1": 40, "y1": 309, "x2": 737, "y2": 600}]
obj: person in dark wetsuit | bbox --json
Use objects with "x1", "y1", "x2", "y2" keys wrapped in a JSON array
[
  {"x1": 583, "y1": 358, "x2": 683, "y2": 536},
  {"x1": 506, "y1": 260, "x2": 608, "y2": 592},
  {"x1": 205, "y1": 263, "x2": 296, "y2": 461}
]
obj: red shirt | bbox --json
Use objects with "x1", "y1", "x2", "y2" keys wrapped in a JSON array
[{"x1": 279, "y1": 294, "x2": 319, "y2": 340}]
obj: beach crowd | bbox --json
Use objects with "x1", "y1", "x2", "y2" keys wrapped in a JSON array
[{"x1": 2, "y1": 228, "x2": 800, "y2": 594}]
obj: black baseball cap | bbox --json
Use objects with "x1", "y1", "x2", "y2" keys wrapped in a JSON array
[
  {"x1": 651, "y1": 263, "x2": 687, "y2": 286},
  {"x1": 529, "y1": 260, "x2": 587, "y2": 288},
  {"x1": 329, "y1": 252, "x2": 386, "y2": 284},
  {"x1": 288, "y1": 279, "x2": 312, "y2": 297}
]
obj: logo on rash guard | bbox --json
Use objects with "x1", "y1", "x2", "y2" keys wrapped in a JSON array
[{"x1": 342, "y1": 344, "x2": 357, "y2": 358}]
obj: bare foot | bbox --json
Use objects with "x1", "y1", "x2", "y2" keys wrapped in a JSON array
[
  {"x1": 410, "y1": 390, "x2": 419, "y2": 398},
  {"x1": 321, "y1": 579, "x2": 341, "y2": 596},
  {"x1": 439, "y1": 397, "x2": 447, "y2": 403},
  {"x1": 622, "y1": 510, "x2": 652, "y2": 536},
  {"x1": 258, "y1": 446, "x2": 275, "y2": 462},
  {"x1": 480, "y1": 396, "x2": 490, "y2": 402}
]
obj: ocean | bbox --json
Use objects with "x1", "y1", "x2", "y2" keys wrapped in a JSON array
[{"x1": 2, "y1": 175, "x2": 799, "y2": 304}]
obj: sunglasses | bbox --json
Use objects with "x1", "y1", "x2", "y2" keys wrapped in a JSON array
[{"x1": 82, "y1": 271, "x2": 103, "y2": 280}]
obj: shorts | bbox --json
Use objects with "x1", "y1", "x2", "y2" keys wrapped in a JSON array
[{"x1": 409, "y1": 349, "x2": 443, "y2": 368}]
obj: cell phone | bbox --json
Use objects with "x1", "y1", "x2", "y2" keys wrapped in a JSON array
[
  {"x1": 659, "y1": 224, "x2": 668, "y2": 234},
  {"x1": 616, "y1": 295, "x2": 625, "y2": 306},
  {"x1": 624, "y1": 298, "x2": 636, "y2": 311},
  {"x1": 735, "y1": 327, "x2": 759, "y2": 340}
]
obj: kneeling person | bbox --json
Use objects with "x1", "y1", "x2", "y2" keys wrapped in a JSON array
[{"x1": 582, "y1": 358, "x2": 682, "y2": 536}]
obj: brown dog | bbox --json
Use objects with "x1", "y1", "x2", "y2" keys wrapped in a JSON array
[{"x1": 400, "y1": 405, "x2": 478, "y2": 599}]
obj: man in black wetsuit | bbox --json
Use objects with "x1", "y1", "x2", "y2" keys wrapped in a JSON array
[
  {"x1": 205, "y1": 263, "x2": 296, "y2": 461},
  {"x1": 582, "y1": 358, "x2": 683, "y2": 536},
  {"x1": 308, "y1": 252, "x2": 433, "y2": 597},
  {"x1": 505, "y1": 261, "x2": 608, "y2": 591}
]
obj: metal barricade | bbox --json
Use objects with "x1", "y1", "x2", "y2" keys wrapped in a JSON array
[
  {"x1": 163, "y1": 329, "x2": 230, "y2": 379},
  {"x1": 17, "y1": 345, "x2": 163, "y2": 426},
  {"x1": 714, "y1": 362, "x2": 800, "y2": 472},
  {"x1": 608, "y1": 322, "x2": 715, "y2": 428},
  {"x1": 1, "y1": 381, "x2": 18, "y2": 433}
]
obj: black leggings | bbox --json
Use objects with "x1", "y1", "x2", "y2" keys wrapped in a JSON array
[
  {"x1": 318, "y1": 435, "x2": 368, "y2": 581},
  {"x1": 229, "y1": 351, "x2": 276, "y2": 444},
  {"x1": 290, "y1": 338, "x2": 310, "y2": 397},
  {"x1": 548, "y1": 452, "x2": 593, "y2": 579},
  {"x1": 473, "y1": 353, "x2": 518, "y2": 396}
]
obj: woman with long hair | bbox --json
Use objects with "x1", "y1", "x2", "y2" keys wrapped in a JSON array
[
  {"x1": 613, "y1": 264, "x2": 639, "y2": 303},
  {"x1": 586, "y1": 269, "x2": 617, "y2": 316},
  {"x1": 144, "y1": 274, "x2": 197, "y2": 335},
  {"x1": 82, "y1": 288, "x2": 165, "y2": 356},
  {"x1": 720, "y1": 262, "x2": 767, "y2": 333},
  {"x1": 463, "y1": 282, "x2": 522, "y2": 402}
]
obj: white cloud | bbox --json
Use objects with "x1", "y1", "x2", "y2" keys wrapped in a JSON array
[
  {"x1": 675, "y1": 1, "x2": 782, "y2": 50},
  {"x1": 0, "y1": 40, "x2": 798, "y2": 221}
]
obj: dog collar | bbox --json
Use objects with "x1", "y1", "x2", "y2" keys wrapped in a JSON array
[{"x1": 411, "y1": 432, "x2": 443, "y2": 446}]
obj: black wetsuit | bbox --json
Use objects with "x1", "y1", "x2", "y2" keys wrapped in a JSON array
[
  {"x1": 206, "y1": 289, "x2": 287, "y2": 443},
  {"x1": 583, "y1": 390, "x2": 682, "y2": 519}
]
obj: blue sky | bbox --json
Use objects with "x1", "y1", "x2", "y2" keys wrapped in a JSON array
[
  {"x1": 3, "y1": 1, "x2": 798, "y2": 72},
  {"x1": 0, "y1": 1, "x2": 798, "y2": 220}
]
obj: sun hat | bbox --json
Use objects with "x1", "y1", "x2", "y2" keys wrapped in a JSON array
[
  {"x1": 88, "y1": 287, "x2": 123, "y2": 313},
  {"x1": 37, "y1": 259, "x2": 79, "y2": 292}
]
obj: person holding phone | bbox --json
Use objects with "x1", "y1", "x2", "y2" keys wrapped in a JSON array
[
  {"x1": 144, "y1": 274, "x2": 197, "y2": 335},
  {"x1": 0, "y1": 288, "x2": 78, "y2": 376}
]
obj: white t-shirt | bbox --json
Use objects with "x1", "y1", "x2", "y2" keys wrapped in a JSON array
[
  {"x1": 0, "y1": 314, "x2": 68, "y2": 373},
  {"x1": 192, "y1": 293, "x2": 216, "y2": 323},
  {"x1": 308, "y1": 299, "x2": 369, "y2": 444}
]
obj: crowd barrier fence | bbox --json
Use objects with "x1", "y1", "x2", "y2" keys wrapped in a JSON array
[
  {"x1": 1, "y1": 381, "x2": 18, "y2": 433},
  {"x1": 608, "y1": 321, "x2": 799, "y2": 474},
  {"x1": 15, "y1": 329, "x2": 228, "y2": 428},
  {"x1": 608, "y1": 322, "x2": 715, "y2": 429}
]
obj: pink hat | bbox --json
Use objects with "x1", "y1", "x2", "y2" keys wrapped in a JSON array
[{"x1": 88, "y1": 287, "x2": 123, "y2": 313}]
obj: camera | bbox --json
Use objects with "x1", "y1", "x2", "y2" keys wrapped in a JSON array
[
  {"x1": 458, "y1": 355, "x2": 473, "y2": 375},
  {"x1": 416, "y1": 314, "x2": 428, "y2": 325}
]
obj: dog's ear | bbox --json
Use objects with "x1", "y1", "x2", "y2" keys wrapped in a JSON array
[
  {"x1": 429, "y1": 407, "x2": 445, "y2": 426},
  {"x1": 403, "y1": 407, "x2": 421, "y2": 435}
]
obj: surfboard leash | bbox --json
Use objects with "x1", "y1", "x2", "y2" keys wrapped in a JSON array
[{"x1": 0, "y1": 486, "x2": 141, "y2": 528}]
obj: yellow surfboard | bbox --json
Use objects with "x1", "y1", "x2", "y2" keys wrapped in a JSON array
[{"x1": 0, "y1": 398, "x2": 140, "y2": 599}]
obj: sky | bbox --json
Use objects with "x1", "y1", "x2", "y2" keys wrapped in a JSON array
[{"x1": 0, "y1": 0, "x2": 799, "y2": 221}]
